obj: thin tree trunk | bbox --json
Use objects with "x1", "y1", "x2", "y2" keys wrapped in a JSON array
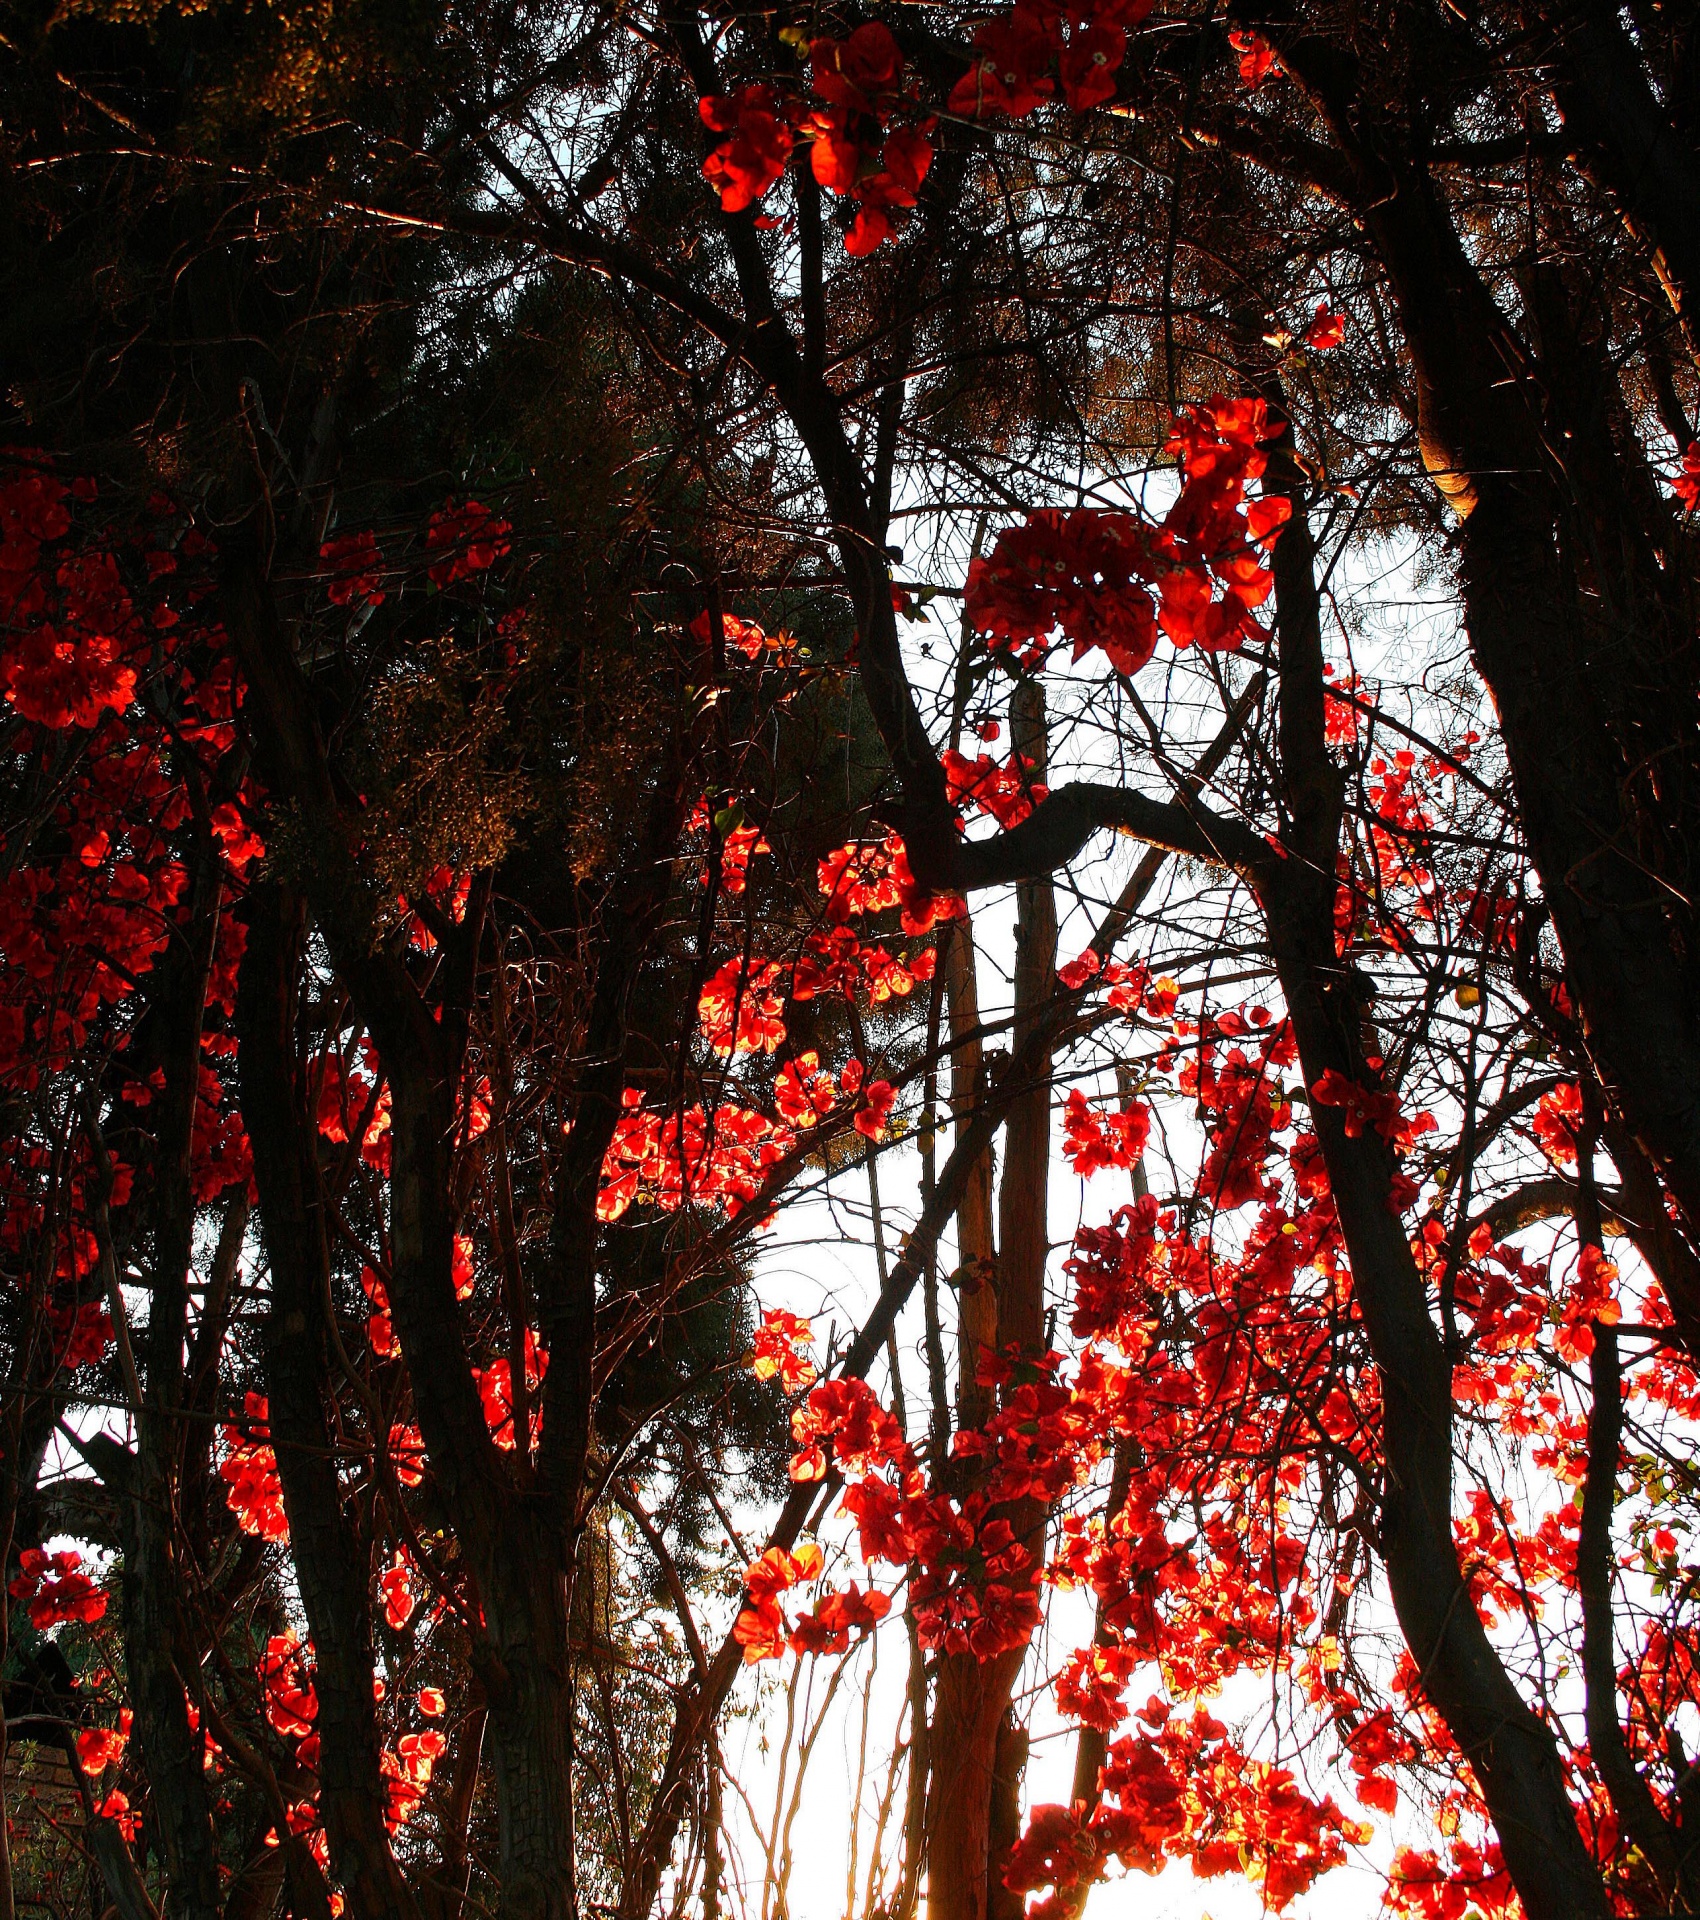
[
  {"x1": 945, "y1": 919, "x2": 997, "y2": 1433},
  {"x1": 101, "y1": 839, "x2": 227, "y2": 1920},
  {"x1": 928, "y1": 682, "x2": 1056, "y2": 1920},
  {"x1": 1255, "y1": 393, "x2": 1614, "y2": 1920},
  {"x1": 1572, "y1": 1107, "x2": 1687, "y2": 1901},
  {"x1": 237, "y1": 883, "x2": 423, "y2": 1920}
]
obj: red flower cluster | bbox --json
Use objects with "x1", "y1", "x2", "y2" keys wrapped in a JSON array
[
  {"x1": 47, "y1": 1297, "x2": 114, "y2": 1371},
  {"x1": 698, "y1": 957, "x2": 788, "y2": 1056},
  {"x1": 380, "y1": 1551, "x2": 418, "y2": 1631},
  {"x1": 1304, "y1": 303, "x2": 1345, "y2": 350},
  {"x1": 1311, "y1": 1068, "x2": 1436, "y2": 1153},
  {"x1": 315, "y1": 1041, "x2": 394, "y2": 1172},
  {"x1": 784, "y1": 1353, "x2": 1091, "y2": 1660},
  {"x1": 750, "y1": 1308, "x2": 819, "y2": 1393},
  {"x1": 1185, "y1": 1017, "x2": 1296, "y2": 1209},
  {"x1": 701, "y1": 85, "x2": 797, "y2": 212},
  {"x1": 817, "y1": 833, "x2": 965, "y2": 936},
  {"x1": 1556, "y1": 1243, "x2": 1620, "y2": 1363},
  {"x1": 383, "y1": 1726, "x2": 447, "y2": 1832},
  {"x1": 598, "y1": 1090, "x2": 790, "y2": 1221},
  {"x1": 1227, "y1": 28, "x2": 1275, "y2": 86},
  {"x1": 734, "y1": 1541, "x2": 819, "y2": 1659},
  {"x1": 363, "y1": 1264, "x2": 397, "y2": 1356},
  {"x1": 734, "y1": 1540, "x2": 896, "y2": 1661},
  {"x1": 320, "y1": 528, "x2": 386, "y2": 607},
  {"x1": 75, "y1": 1709, "x2": 132, "y2": 1776},
  {"x1": 792, "y1": 924, "x2": 936, "y2": 1005},
  {"x1": 475, "y1": 1328, "x2": 548, "y2": 1452},
  {"x1": 1060, "y1": 1089, "x2": 1151, "y2": 1177},
  {"x1": 1385, "y1": 1841, "x2": 1517, "y2": 1919},
  {"x1": 1006, "y1": 1704, "x2": 1361, "y2": 1918},
  {"x1": 964, "y1": 397, "x2": 1290, "y2": 674},
  {"x1": 9, "y1": 1545, "x2": 108, "y2": 1629},
  {"x1": 942, "y1": 747, "x2": 1049, "y2": 828},
  {"x1": 686, "y1": 797, "x2": 772, "y2": 896},
  {"x1": 948, "y1": 0, "x2": 1155, "y2": 120},
  {"x1": 1531, "y1": 1080, "x2": 1583, "y2": 1166},
  {"x1": 388, "y1": 1423, "x2": 427, "y2": 1488},
  {"x1": 688, "y1": 609, "x2": 795, "y2": 662},
  {"x1": 221, "y1": 1393, "x2": 289, "y2": 1543},
  {"x1": 700, "y1": 27, "x2": 935, "y2": 255},
  {"x1": 0, "y1": 464, "x2": 138, "y2": 731},
  {"x1": 425, "y1": 500, "x2": 511, "y2": 588}
]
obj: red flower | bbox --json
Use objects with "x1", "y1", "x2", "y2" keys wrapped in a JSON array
[
  {"x1": 1059, "y1": 19, "x2": 1126, "y2": 108},
  {"x1": 1228, "y1": 28, "x2": 1274, "y2": 85},
  {"x1": 786, "y1": 1581, "x2": 891, "y2": 1656},
  {"x1": 807, "y1": 107, "x2": 863, "y2": 194},
  {"x1": 475, "y1": 1329, "x2": 548, "y2": 1451},
  {"x1": 320, "y1": 529, "x2": 385, "y2": 606},
  {"x1": 259, "y1": 1630, "x2": 318, "y2": 1737},
  {"x1": 698, "y1": 957, "x2": 787, "y2": 1055},
  {"x1": 790, "y1": 1378, "x2": 905, "y2": 1479},
  {"x1": 810, "y1": 24, "x2": 903, "y2": 117},
  {"x1": 701, "y1": 86, "x2": 796, "y2": 212},
  {"x1": 1304, "y1": 303, "x2": 1346, "y2": 350},
  {"x1": 75, "y1": 1710, "x2": 132, "y2": 1775},
  {"x1": 9, "y1": 1546, "x2": 108, "y2": 1629},
  {"x1": 733, "y1": 1599, "x2": 788, "y2": 1662},
  {"x1": 751, "y1": 1309, "x2": 819, "y2": 1392},
  {"x1": 96, "y1": 1790, "x2": 139, "y2": 1840},
  {"x1": 1061, "y1": 1090, "x2": 1151, "y2": 1177},
  {"x1": 388, "y1": 1423, "x2": 426, "y2": 1487},
  {"x1": 220, "y1": 1394, "x2": 288, "y2": 1542},
  {"x1": 379, "y1": 1551, "x2": 418, "y2": 1631},
  {"x1": 854, "y1": 1077, "x2": 896, "y2": 1140},
  {"x1": 1672, "y1": 442, "x2": 1700, "y2": 511},
  {"x1": 425, "y1": 500, "x2": 511, "y2": 587},
  {"x1": 962, "y1": 389, "x2": 1280, "y2": 654},
  {"x1": 4, "y1": 627, "x2": 138, "y2": 730},
  {"x1": 948, "y1": 4, "x2": 1058, "y2": 118}
]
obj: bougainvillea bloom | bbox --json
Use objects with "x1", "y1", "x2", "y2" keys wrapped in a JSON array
[
  {"x1": 425, "y1": 500, "x2": 511, "y2": 587},
  {"x1": 220, "y1": 1394, "x2": 289, "y2": 1542},
  {"x1": 1304, "y1": 303, "x2": 1346, "y2": 350},
  {"x1": 9, "y1": 1546, "x2": 108, "y2": 1628},
  {"x1": 700, "y1": 86, "x2": 797, "y2": 211}
]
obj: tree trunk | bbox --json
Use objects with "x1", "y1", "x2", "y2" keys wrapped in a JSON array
[
  {"x1": 945, "y1": 920, "x2": 997, "y2": 1431},
  {"x1": 236, "y1": 884, "x2": 423, "y2": 1920},
  {"x1": 926, "y1": 1649, "x2": 1027, "y2": 1920},
  {"x1": 1283, "y1": 38, "x2": 1700, "y2": 1262},
  {"x1": 108, "y1": 845, "x2": 226, "y2": 1920},
  {"x1": 928, "y1": 681, "x2": 1056, "y2": 1920},
  {"x1": 1529, "y1": 0, "x2": 1700, "y2": 350},
  {"x1": 1256, "y1": 401, "x2": 1614, "y2": 1920},
  {"x1": 477, "y1": 1555, "x2": 578, "y2": 1920}
]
